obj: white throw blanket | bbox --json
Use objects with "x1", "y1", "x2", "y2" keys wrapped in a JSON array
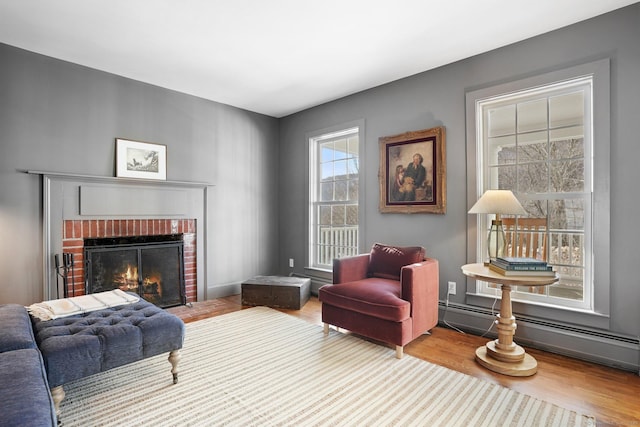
[{"x1": 28, "y1": 289, "x2": 140, "y2": 321}]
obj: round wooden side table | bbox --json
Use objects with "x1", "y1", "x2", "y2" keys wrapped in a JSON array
[{"x1": 461, "y1": 263, "x2": 559, "y2": 377}]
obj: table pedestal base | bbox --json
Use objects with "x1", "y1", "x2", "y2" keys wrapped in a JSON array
[
  {"x1": 486, "y1": 339, "x2": 525, "y2": 362},
  {"x1": 475, "y1": 346, "x2": 537, "y2": 377},
  {"x1": 462, "y1": 263, "x2": 558, "y2": 378}
]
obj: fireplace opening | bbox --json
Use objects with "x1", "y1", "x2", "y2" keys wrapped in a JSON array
[{"x1": 84, "y1": 234, "x2": 186, "y2": 308}]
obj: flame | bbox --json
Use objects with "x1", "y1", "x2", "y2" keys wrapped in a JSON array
[
  {"x1": 123, "y1": 265, "x2": 137, "y2": 280},
  {"x1": 112, "y1": 264, "x2": 163, "y2": 298},
  {"x1": 115, "y1": 265, "x2": 139, "y2": 291}
]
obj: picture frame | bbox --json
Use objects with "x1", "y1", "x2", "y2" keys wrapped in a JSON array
[
  {"x1": 378, "y1": 126, "x2": 446, "y2": 214},
  {"x1": 115, "y1": 138, "x2": 167, "y2": 180}
]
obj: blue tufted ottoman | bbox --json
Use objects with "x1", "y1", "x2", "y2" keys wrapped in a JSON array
[{"x1": 31, "y1": 297, "x2": 185, "y2": 416}]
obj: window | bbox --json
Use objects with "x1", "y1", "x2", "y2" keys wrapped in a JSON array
[
  {"x1": 466, "y1": 60, "x2": 610, "y2": 317},
  {"x1": 309, "y1": 125, "x2": 361, "y2": 270},
  {"x1": 478, "y1": 78, "x2": 592, "y2": 309}
]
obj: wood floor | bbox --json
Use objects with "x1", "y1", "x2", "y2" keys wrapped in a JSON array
[{"x1": 168, "y1": 295, "x2": 640, "y2": 427}]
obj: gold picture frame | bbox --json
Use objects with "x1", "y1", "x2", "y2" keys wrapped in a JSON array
[
  {"x1": 115, "y1": 138, "x2": 167, "y2": 180},
  {"x1": 379, "y1": 126, "x2": 446, "y2": 214}
]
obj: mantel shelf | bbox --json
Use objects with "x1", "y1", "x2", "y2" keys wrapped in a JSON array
[{"x1": 24, "y1": 170, "x2": 214, "y2": 188}]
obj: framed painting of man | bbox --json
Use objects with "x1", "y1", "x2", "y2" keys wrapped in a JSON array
[{"x1": 378, "y1": 126, "x2": 446, "y2": 214}]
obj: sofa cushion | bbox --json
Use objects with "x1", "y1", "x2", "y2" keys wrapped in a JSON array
[
  {"x1": 319, "y1": 278, "x2": 410, "y2": 322},
  {"x1": 0, "y1": 349, "x2": 57, "y2": 427},
  {"x1": 0, "y1": 304, "x2": 37, "y2": 353},
  {"x1": 367, "y1": 243, "x2": 425, "y2": 280}
]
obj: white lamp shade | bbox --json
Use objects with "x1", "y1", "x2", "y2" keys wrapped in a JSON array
[{"x1": 468, "y1": 190, "x2": 527, "y2": 215}]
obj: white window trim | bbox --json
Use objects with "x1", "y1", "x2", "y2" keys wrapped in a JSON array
[
  {"x1": 465, "y1": 59, "x2": 610, "y2": 329},
  {"x1": 306, "y1": 119, "x2": 365, "y2": 272}
]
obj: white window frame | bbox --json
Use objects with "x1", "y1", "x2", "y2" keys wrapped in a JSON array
[
  {"x1": 307, "y1": 121, "x2": 364, "y2": 271},
  {"x1": 465, "y1": 60, "x2": 610, "y2": 326},
  {"x1": 477, "y1": 78, "x2": 593, "y2": 310}
]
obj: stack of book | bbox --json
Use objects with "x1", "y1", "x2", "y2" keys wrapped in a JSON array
[{"x1": 488, "y1": 257, "x2": 555, "y2": 276}]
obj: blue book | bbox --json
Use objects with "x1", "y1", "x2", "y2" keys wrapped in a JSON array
[
  {"x1": 492, "y1": 258, "x2": 550, "y2": 271},
  {"x1": 497, "y1": 257, "x2": 547, "y2": 265},
  {"x1": 488, "y1": 263, "x2": 555, "y2": 276}
]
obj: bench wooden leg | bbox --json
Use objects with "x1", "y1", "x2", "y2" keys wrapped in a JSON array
[
  {"x1": 323, "y1": 323, "x2": 330, "y2": 335},
  {"x1": 169, "y1": 350, "x2": 181, "y2": 384},
  {"x1": 51, "y1": 386, "x2": 65, "y2": 416}
]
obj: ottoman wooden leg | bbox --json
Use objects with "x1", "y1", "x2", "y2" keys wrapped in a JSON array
[
  {"x1": 169, "y1": 350, "x2": 181, "y2": 384},
  {"x1": 51, "y1": 386, "x2": 65, "y2": 416}
]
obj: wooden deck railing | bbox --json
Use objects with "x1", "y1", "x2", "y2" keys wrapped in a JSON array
[{"x1": 316, "y1": 226, "x2": 359, "y2": 266}]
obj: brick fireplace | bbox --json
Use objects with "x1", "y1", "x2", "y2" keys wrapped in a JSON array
[
  {"x1": 61, "y1": 218, "x2": 197, "y2": 303},
  {"x1": 35, "y1": 171, "x2": 208, "y2": 302}
]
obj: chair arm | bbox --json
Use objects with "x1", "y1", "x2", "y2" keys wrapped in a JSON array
[
  {"x1": 400, "y1": 258, "x2": 439, "y2": 335},
  {"x1": 332, "y1": 254, "x2": 371, "y2": 284}
]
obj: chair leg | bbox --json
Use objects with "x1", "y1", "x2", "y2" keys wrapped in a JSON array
[
  {"x1": 323, "y1": 323, "x2": 329, "y2": 335},
  {"x1": 395, "y1": 345, "x2": 403, "y2": 359}
]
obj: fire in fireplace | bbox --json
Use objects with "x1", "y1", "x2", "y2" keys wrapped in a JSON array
[{"x1": 84, "y1": 234, "x2": 186, "y2": 308}]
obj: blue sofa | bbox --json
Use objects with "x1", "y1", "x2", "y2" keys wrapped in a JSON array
[{"x1": 0, "y1": 304, "x2": 57, "y2": 427}]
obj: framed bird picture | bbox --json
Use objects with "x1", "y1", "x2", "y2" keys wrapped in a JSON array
[{"x1": 115, "y1": 138, "x2": 167, "y2": 180}]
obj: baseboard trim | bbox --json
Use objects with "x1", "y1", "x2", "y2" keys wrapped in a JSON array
[
  {"x1": 206, "y1": 283, "x2": 241, "y2": 299},
  {"x1": 439, "y1": 301, "x2": 640, "y2": 374}
]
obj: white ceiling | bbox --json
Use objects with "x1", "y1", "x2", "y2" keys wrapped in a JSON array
[{"x1": 0, "y1": 1, "x2": 636, "y2": 118}]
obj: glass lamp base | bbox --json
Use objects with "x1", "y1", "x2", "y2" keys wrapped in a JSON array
[{"x1": 487, "y1": 220, "x2": 506, "y2": 260}]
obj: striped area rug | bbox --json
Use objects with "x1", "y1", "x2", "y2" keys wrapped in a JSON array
[{"x1": 58, "y1": 307, "x2": 595, "y2": 426}]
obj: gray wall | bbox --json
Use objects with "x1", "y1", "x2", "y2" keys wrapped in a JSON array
[
  {"x1": 279, "y1": 5, "x2": 640, "y2": 369},
  {"x1": 0, "y1": 43, "x2": 280, "y2": 305}
]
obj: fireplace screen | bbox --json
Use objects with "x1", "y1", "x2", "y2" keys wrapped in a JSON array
[{"x1": 84, "y1": 234, "x2": 186, "y2": 308}]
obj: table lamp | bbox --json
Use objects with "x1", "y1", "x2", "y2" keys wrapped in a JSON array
[{"x1": 468, "y1": 190, "x2": 527, "y2": 260}]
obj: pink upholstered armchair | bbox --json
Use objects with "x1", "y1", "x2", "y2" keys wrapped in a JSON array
[{"x1": 319, "y1": 243, "x2": 439, "y2": 358}]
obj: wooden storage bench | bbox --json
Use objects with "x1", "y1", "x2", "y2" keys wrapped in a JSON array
[{"x1": 241, "y1": 275, "x2": 311, "y2": 310}]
